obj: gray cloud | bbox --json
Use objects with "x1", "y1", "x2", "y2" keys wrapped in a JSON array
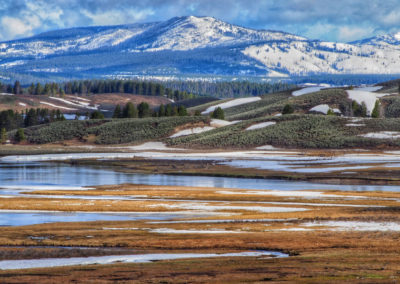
[{"x1": 0, "y1": 0, "x2": 399, "y2": 41}]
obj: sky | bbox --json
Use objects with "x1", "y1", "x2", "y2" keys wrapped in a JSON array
[{"x1": 0, "y1": 0, "x2": 399, "y2": 42}]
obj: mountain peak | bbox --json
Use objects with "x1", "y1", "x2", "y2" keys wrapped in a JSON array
[
  {"x1": 351, "y1": 31, "x2": 400, "y2": 46},
  {"x1": 0, "y1": 16, "x2": 399, "y2": 80},
  {"x1": 130, "y1": 15, "x2": 305, "y2": 52}
]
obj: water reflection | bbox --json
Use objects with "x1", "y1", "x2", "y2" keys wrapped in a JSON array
[
  {"x1": 0, "y1": 211, "x2": 203, "y2": 226},
  {"x1": 0, "y1": 162, "x2": 399, "y2": 192}
]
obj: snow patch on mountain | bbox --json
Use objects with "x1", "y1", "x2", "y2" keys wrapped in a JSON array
[
  {"x1": 347, "y1": 89, "x2": 390, "y2": 115},
  {"x1": 0, "y1": 16, "x2": 399, "y2": 77},
  {"x1": 202, "y1": 97, "x2": 261, "y2": 114},
  {"x1": 137, "y1": 16, "x2": 306, "y2": 52},
  {"x1": 243, "y1": 39, "x2": 400, "y2": 75},
  {"x1": 309, "y1": 104, "x2": 341, "y2": 114}
]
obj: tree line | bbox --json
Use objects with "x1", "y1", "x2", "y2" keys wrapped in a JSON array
[
  {"x1": 0, "y1": 108, "x2": 65, "y2": 131},
  {"x1": 112, "y1": 102, "x2": 189, "y2": 119},
  {"x1": 161, "y1": 80, "x2": 295, "y2": 98},
  {"x1": 0, "y1": 80, "x2": 195, "y2": 101}
]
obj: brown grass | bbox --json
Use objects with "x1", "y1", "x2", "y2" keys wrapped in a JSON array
[{"x1": 1, "y1": 183, "x2": 400, "y2": 282}]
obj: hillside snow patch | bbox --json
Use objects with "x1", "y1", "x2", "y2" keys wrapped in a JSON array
[
  {"x1": 347, "y1": 89, "x2": 389, "y2": 115},
  {"x1": 210, "y1": 119, "x2": 240, "y2": 127},
  {"x1": 201, "y1": 97, "x2": 261, "y2": 114},
  {"x1": 246, "y1": 121, "x2": 276, "y2": 131},
  {"x1": 40, "y1": 102, "x2": 77, "y2": 111},
  {"x1": 309, "y1": 104, "x2": 340, "y2": 114},
  {"x1": 360, "y1": 131, "x2": 400, "y2": 139},
  {"x1": 170, "y1": 127, "x2": 215, "y2": 138},
  {"x1": 292, "y1": 87, "x2": 323, "y2": 96}
]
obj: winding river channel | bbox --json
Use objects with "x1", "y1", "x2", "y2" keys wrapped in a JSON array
[{"x1": 0, "y1": 153, "x2": 400, "y2": 226}]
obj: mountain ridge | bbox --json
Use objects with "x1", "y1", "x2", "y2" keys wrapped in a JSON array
[{"x1": 0, "y1": 16, "x2": 399, "y2": 82}]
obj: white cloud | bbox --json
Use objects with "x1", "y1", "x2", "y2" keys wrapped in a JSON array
[
  {"x1": 82, "y1": 8, "x2": 155, "y2": 26},
  {"x1": 382, "y1": 10, "x2": 400, "y2": 26},
  {"x1": 303, "y1": 23, "x2": 337, "y2": 41},
  {"x1": 337, "y1": 26, "x2": 375, "y2": 42},
  {"x1": 0, "y1": 0, "x2": 398, "y2": 41},
  {"x1": 0, "y1": 17, "x2": 34, "y2": 39}
]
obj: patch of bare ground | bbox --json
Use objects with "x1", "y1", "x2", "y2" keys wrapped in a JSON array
[
  {"x1": 0, "y1": 93, "x2": 171, "y2": 113},
  {"x1": 90, "y1": 93, "x2": 171, "y2": 108}
]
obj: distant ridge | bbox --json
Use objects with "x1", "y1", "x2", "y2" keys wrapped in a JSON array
[{"x1": 0, "y1": 16, "x2": 399, "y2": 82}]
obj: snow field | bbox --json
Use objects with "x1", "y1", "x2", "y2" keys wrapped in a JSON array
[
  {"x1": 360, "y1": 132, "x2": 400, "y2": 139},
  {"x1": 170, "y1": 127, "x2": 215, "y2": 138},
  {"x1": 246, "y1": 121, "x2": 276, "y2": 131},
  {"x1": 201, "y1": 97, "x2": 261, "y2": 114},
  {"x1": 292, "y1": 87, "x2": 323, "y2": 96},
  {"x1": 309, "y1": 104, "x2": 340, "y2": 114},
  {"x1": 0, "y1": 251, "x2": 287, "y2": 270},
  {"x1": 40, "y1": 101, "x2": 77, "y2": 111}
]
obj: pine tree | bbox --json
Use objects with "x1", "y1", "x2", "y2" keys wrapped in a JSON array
[
  {"x1": 123, "y1": 102, "x2": 138, "y2": 118},
  {"x1": 138, "y1": 102, "x2": 151, "y2": 118},
  {"x1": 24, "y1": 109, "x2": 38, "y2": 127},
  {"x1": 158, "y1": 104, "x2": 165, "y2": 117},
  {"x1": 35, "y1": 83, "x2": 43, "y2": 95},
  {"x1": 352, "y1": 101, "x2": 359, "y2": 116},
  {"x1": 90, "y1": 110, "x2": 105, "y2": 119},
  {"x1": 28, "y1": 83, "x2": 35, "y2": 95},
  {"x1": 113, "y1": 105, "x2": 122, "y2": 118},
  {"x1": 13, "y1": 81, "x2": 21, "y2": 95},
  {"x1": 211, "y1": 107, "x2": 225, "y2": 119},
  {"x1": 44, "y1": 83, "x2": 51, "y2": 95},
  {"x1": 14, "y1": 128, "x2": 25, "y2": 143},
  {"x1": 172, "y1": 106, "x2": 178, "y2": 116},
  {"x1": 360, "y1": 102, "x2": 367, "y2": 117},
  {"x1": 178, "y1": 105, "x2": 187, "y2": 116},
  {"x1": 0, "y1": 128, "x2": 7, "y2": 144},
  {"x1": 55, "y1": 109, "x2": 65, "y2": 121},
  {"x1": 165, "y1": 104, "x2": 172, "y2": 116},
  {"x1": 371, "y1": 100, "x2": 380, "y2": 118}
]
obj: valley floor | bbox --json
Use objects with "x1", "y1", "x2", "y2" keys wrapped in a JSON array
[
  {"x1": 0, "y1": 183, "x2": 400, "y2": 282},
  {"x1": 0, "y1": 144, "x2": 400, "y2": 282}
]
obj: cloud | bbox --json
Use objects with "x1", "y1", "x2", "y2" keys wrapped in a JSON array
[
  {"x1": 0, "y1": 0, "x2": 398, "y2": 41},
  {"x1": 0, "y1": 16, "x2": 33, "y2": 38},
  {"x1": 337, "y1": 26, "x2": 375, "y2": 42},
  {"x1": 82, "y1": 8, "x2": 155, "y2": 26}
]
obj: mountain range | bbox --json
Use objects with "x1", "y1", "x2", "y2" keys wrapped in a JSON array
[{"x1": 0, "y1": 16, "x2": 399, "y2": 83}]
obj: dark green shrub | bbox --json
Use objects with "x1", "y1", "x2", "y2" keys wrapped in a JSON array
[
  {"x1": 211, "y1": 107, "x2": 225, "y2": 119},
  {"x1": 371, "y1": 101, "x2": 380, "y2": 118},
  {"x1": 113, "y1": 105, "x2": 122, "y2": 118},
  {"x1": 123, "y1": 102, "x2": 138, "y2": 118},
  {"x1": 282, "y1": 104, "x2": 294, "y2": 115},
  {"x1": 0, "y1": 128, "x2": 7, "y2": 144},
  {"x1": 14, "y1": 128, "x2": 25, "y2": 143},
  {"x1": 90, "y1": 111, "x2": 105, "y2": 119}
]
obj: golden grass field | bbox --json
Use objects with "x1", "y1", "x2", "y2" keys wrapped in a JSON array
[{"x1": 0, "y1": 183, "x2": 400, "y2": 283}]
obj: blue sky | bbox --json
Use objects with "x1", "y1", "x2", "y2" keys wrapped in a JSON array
[{"x1": 0, "y1": 0, "x2": 399, "y2": 42}]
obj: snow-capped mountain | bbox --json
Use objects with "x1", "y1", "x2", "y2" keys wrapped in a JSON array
[
  {"x1": 0, "y1": 16, "x2": 399, "y2": 82},
  {"x1": 352, "y1": 32, "x2": 400, "y2": 46}
]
